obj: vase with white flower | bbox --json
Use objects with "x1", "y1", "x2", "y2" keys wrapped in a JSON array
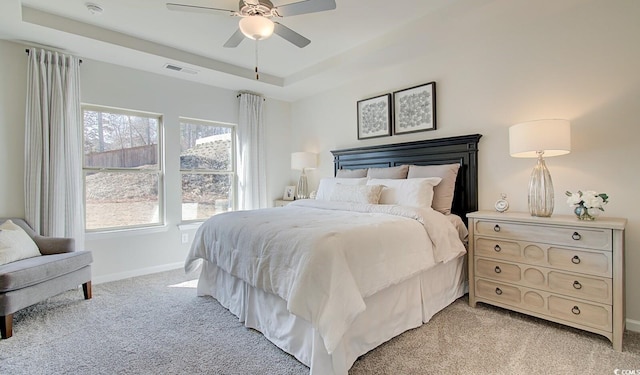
[{"x1": 565, "y1": 190, "x2": 609, "y2": 221}]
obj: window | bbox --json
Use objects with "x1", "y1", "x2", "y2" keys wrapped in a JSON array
[
  {"x1": 180, "y1": 118, "x2": 236, "y2": 222},
  {"x1": 83, "y1": 105, "x2": 163, "y2": 231}
]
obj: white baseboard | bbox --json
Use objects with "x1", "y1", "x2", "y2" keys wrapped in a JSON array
[
  {"x1": 93, "y1": 262, "x2": 184, "y2": 285},
  {"x1": 627, "y1": 318, "x2": 640, "y2": 333}
]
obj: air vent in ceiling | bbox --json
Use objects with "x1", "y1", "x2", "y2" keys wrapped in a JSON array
[{"x1": 163, "y1": 63, "x2": 198, "y2": 75}]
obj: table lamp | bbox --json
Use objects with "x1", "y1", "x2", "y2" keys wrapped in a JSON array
[
  {"x1": 509, "y1": 119, "x2": 571, "y2": 217},
  {"x1": 291, "y1": 152, "x2": 317, "y2": 199}
]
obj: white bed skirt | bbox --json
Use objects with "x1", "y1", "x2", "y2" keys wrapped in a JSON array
[{"x1": 197, "y1": 256, "x2": 467, "y2": 375}]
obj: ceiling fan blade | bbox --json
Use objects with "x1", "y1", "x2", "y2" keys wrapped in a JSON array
[
  {"x1": 166, "y1": 3, "x2": 236, "y2": 16},
  {"x1": 273, "y1": 22, "x2": 310, "y2": 48},
  {"x1": 223, "y1": 29, "x2": 245, "y2": 48},
  {"x1": 274, "y1": 0, "x2": 336, "y2": 17}
]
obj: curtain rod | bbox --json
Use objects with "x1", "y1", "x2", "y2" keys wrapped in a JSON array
[
  {"x1": 237, "y1": 91, "x2": 265, "y2": 101},
  {"x1": 25, "y1": 49, "x2": 83, "y2": 64}
]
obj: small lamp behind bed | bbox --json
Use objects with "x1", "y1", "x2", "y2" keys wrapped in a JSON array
[{"x1": 291, "y1": 152, "x2": 317, "y2": 200}]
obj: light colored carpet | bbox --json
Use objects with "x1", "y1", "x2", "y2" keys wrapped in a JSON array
[{"x1": 1, "y1": 269, "x2": 639, "y2": 374}]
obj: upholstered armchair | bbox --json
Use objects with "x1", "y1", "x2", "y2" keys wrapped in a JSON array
[{"x1": 0, "y1": 218, "x2": 93, "y2": 338}]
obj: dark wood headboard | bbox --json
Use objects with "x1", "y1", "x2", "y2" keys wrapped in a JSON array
[{"x1": 331, "y1": 134, "x2": 482, "y2": 223}]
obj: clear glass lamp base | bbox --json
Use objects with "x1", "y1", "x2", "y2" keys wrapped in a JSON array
[
  {"x1": 296, "y1": 172, "x2": 308, "y2": 200},
  {"x1": 528, "y1": 155, "x2": 554, "y2": 217}
]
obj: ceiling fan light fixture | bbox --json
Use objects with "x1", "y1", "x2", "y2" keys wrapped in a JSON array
[{"x1": 239, "y1": 15, "x2": 274, "y2": 40}]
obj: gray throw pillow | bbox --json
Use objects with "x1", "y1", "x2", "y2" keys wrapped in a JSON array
[{"x1": 336, "y1": 168, "x2": 368, "y2": 178}]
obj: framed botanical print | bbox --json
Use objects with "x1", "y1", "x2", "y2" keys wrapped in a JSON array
[
  {"x1": 393, "y1": 82, "x2": 437, "y2": 135},
  {"x1": 357, "y1": 94, "x2": 392, "y2": 140}
]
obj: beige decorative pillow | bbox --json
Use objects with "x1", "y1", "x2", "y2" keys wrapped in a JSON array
[
  {"x1": 329, "y1": 184, "x2": 384, "y2": 204},
  {"x1": 367, "y1": 165, "x2": 409, "y2": 179},
  {"x1": 336, "y1": 168, "x2": 368, "y2": 178},
  {"x1": 0, "y1": 220, "x2": 41, "y2": 266},
  {"x1": 407, "y1": 164, "x2": 461, "y2": 214}
]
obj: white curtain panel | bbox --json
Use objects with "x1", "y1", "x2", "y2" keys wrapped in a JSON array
[
  {"x1": 24, "y1": 48, "x2": 84, "y2": 245},
  {"x1": 237, "y1": 92, "x2": 267, "y2": 210}
]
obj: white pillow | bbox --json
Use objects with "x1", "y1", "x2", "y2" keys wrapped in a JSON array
[
  {"x1": 367, "y1": 177, "x2": 442, "y2": 208},
  {"x1": 329, "y1": 184, "x2": 384, "y2": 204},
  {"x1": 316, "y1": 177, "x2": 367, "y2": 201},
  {"x1": 407, "y1": 164, "x2": 461, "y2": 214},
  {"x1": 0, "y1": 220, "x2": 41, "y2": 266}
]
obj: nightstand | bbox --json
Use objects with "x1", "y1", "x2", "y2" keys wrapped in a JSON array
[
  {"x1": 467, "y1": 211, "x2": 626, "y2": 351},
  {"x1": 273, "y1": 199, "x2": 293, "y2": 207}
]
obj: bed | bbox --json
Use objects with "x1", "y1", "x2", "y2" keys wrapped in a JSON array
[{"x1": 186, "y1": 134, "x2": 482, "y2": 375}]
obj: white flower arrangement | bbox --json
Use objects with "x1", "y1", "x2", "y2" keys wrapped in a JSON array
[
  {"x1": 566, "y1": 190, "x2": 609, "y2": 220},
  {"x1": 566, "y1": 190, "x2": 609, "y2": 210}
]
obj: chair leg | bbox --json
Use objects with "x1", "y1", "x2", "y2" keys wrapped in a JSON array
[
  {"x1": 1, "y1": 314, "x2": 13, "y2": 339},
  {"x1": 0, "y1": 281, "x2": 92, "y2": 339},
  {"x1": 82, "y1": 281, "x2": 92, "y2": 300}
]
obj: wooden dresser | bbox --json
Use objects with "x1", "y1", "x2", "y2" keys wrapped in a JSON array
[{"x1": 467, "y1": 211, "x2": 626, "y2": 350}]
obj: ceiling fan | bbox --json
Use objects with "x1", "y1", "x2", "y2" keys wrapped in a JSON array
[{"x1": 166, "y1": 0, "x2": 337, "y2": 48}]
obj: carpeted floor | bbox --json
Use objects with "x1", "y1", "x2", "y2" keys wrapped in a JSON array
[{"x1": 1, "y1": 269, "x2": 639, "y2": 374}]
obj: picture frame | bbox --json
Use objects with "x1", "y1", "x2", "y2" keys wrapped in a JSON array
[
  {"x1": 357, "y1": 93, "x2": 392, "y2": 140},
  {"x1": 393, "y1": 82, "x2": 437, "y2": 135},
  {"x1": 283, "y1": 185, "x2": 296, "y2": 201}
]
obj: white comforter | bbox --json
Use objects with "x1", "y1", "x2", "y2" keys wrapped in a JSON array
[{"x1": 185, "y1": 200, "x2": 465, "y2": 354}]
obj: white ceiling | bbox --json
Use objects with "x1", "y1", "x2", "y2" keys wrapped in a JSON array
[{"x1": 0, "y1": 0, "x2": 461, "y2": 101}]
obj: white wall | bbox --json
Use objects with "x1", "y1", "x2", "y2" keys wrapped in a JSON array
[
  {"x1": 290, "y1": 1, "x2": 640, "y2": 324},
  {"x1": 0, "y1": 39, "x2": 291, "y2": 282},
  {"x1": 0, "y1": 40, "x2": 27, "y2": 217}
]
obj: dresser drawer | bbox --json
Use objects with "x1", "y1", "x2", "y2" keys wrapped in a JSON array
[
  {"x1": 548, "y1": 295, "x2": 612, "y2": 331},
  {"x1": 475, "y1": 258, "x2": 521, "y2": 283},
  {"x1": 475, "y1": 238, "x2": 524, "y2": 262},
  {"x1": 548, "y1": 247, "x2": 611, "y2": 277},
  {"x1": 474, "y1": 220, "x2": 612, "y2": 251},
  {"x1": 475, "y1": 279, "x2": 521, "y2": 305},
  {"x1": 548, "y1": 271, "x2": 612, "y2": 304}
]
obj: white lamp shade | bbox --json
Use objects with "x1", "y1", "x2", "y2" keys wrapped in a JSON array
[
  {"x1": 291, "y1": 152, "x2": 317, "y2": 170},
  {"x1": 509, "y1": 119, "x2": 571, "y2": 158},
  {"x1": 239, "y1": 16, "x2": 275, "y2": 40}
]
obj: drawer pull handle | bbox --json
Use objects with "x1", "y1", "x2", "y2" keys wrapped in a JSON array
[
  {"x1": 495, "y1": 287, "x2": 503, "y2": 295},
  {"x1": 573, "y1": 281, "x2": 583, "y2": 290},
  {"x1": 572, "y1": 232, "x2": 581, "y2": 240},
  {"x1": 494, "y1": 245, "x2": 501, "y2": 252},
  {"x1": 494, "y1": 266, "x2": 502, "y2": 274},
  {"x1": 494, "y1": 225, "x2": 501, "y2": 232},
  {"x1": 572, "y1": 306, "x2": 581, "y2": 315},
  {"x1": 571, "y1": 255, "x2": 581, "y2": 264}
]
